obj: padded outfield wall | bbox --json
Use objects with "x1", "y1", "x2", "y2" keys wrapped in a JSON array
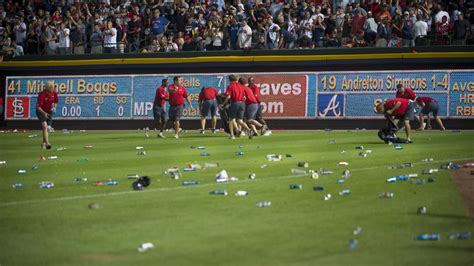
[{"x1": 1, "y1": 47, "x2": 473, "y2": 129}]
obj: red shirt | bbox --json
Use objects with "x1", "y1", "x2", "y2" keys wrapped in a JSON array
[
  {"x1": 168, "y1": 84, "x2": 188, "y2": 106},
  {"x1": 384, "y1": 98, "x2": 409, "y2": 117},
  {"x1": 225, "y1": 82, "x2": 245, "y2": 102},
  {"x1": 154, "y1": 86, "x2": 169, "y2": 107},
  {"x1": 37, "y1": 90, "x2": 58, "y2": 113},
  {"x1": 416, "y1": 97, "x2": 436, "y2": 106},
  {"x1": 396, "y1": 87, "x2": 416, "y2": 100},
  {"x1": 249, "y1": 84, "x2": 261, "y2": 103},
  {"x1": 244, "y1": 86, "x2": 258, "y2": 105},
  {"x1": 199, "y1": 87, "x2": 218, "y2": 101}
]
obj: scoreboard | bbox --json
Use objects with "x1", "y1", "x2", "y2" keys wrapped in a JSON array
[{"x1": 4, "y1": 70, "x2": 473, "y2": 120}]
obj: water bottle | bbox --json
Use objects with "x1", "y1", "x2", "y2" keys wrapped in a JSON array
[
  {"x1": 137, "y1": 242, "x2": 154, "y2": 252},
  {"x1": 324, "y1": 194, "x2": 332, "y2": 200},
  {"x1": 189, "y1": 163, "x2": 202, "y2": 169},
  {"x1": 417, "y1": 206, "x2": 427, "y2": 214},
  {"x1": 260, "y1": 164, "x2": 267, "y2": 169},
  {"x1": 200, "y1": 152, "x2": 210, "y2": 156},
  {"x1": 183, "y1": 167, "x2": 196, "y2": 172},
  {"x1": 182, "y1": 180, "x2": 199, "y2": 185},
  {"x1": 235, "y1": 190, "x2": 248, "y2": 196},
  {"x1": 422, "y1": 169, "x2": 438, "y2": 174},
  {"x1": 39, "y1": 181, "x2": 54, "y2": 189},
  {"x1": 84, "y1": 145, "x2": 93, "y2": 149},
  {"x1": 56, "y1": 147, "x2": 66, "y2": 151},
  {"x1": 32, "y1": 165, "x2": 39, "y2": 170},
  {"x1": 339, "y1": 189, "x2": 351, "y2": 196},
  {"x1": 422, "y1": 158, "x2": 434, "y2": 162},
  {"x1": 249, "y1": 173, "x2": 256, "y2": 179},
  {"x1": 407, "y1": 173, "x2": 418, "y2": 178},
  {"x1": 342, "y1": 170, "x2": 351, "y2": 178},
  {"x1": 415, "y1": 233, "x2": 440, "y2": 240},
  {"x1": 256, "y1": 201, "x2": 271, "y2": 207},
  {"x1": 341, "y1": 150, "x2": 346, "y2": 154},
  {"x1": 348, "y1": 239, "x2": 358, "y2": 249},
  {"x1": 311, "y1": 172, "x2": 319, "y2": 179},
  {"x1": 48, "y1": 156, "x2": 58, "y2": 160},
  {"x1": 17, "y1": 169, "x2": 27, "y2": 174},
  {"x1": 235, "y1": 151, "x2": 244, "y2": 156},
  {"x1": 12, "y1": 183, "x2": 23, "y2": 189},
  {"x1": 197, "y1": 146, "x2": 206, "y2": 149},
  {"x1": 28, "y1": 134, "x2": 37, "y2": 138},
  {"x1": 209, "y1": 190, "x2": 227, "y2": 195},
  {"x1": 355, "y1": 146, "x2": 364, "y2": 150},
  {"x1": 396, "y1": 175, "x2": 409, "y2": 181},
  {"x1": 136, "y1": 151, "x2": 146, "y2": 155},
  {"x1": 298, "y1": 162, "x2": 309, "y2": 168},
  {"x1": 337, "y1": 178, "x2": 345, "y2": 184},
  {"x1": 386, "y1": 177, "x2": 397, "y2": 183},
  {"x1": 291, "y1": 169, "x2": 306, "y2": 174},
  {"x1": 74, "y1": 177, "x2": 88, "y2": 183},
  {"x1": 313, "y1": 186, "x2": 325, "y2": 191},
  {"x1": 338, "y1": 161, "x2": 349, "y2": 166},
  {"x1": 353, "y1": 227, "x2": 362, "y2": 235},
  {"x1": 0, "y1": 160, "x2": 6, "y2": 165},
  {"x1": 105, "y1": 180, "x2": 119, "y2": 185},
  {"x1": 136, "y1": 146, "x2": 144, "y2": 150},
  {"x1": 379, "y1": 192, "x2": 394, "y2": 198},
  {"x1": 204, "y1": 163, "x2": 218, "y2": 168},
  {"x1": 128, "y1": 174, "x2": 140, "y2": 179},
  {"x1": 319, "y1": 169, "x2": 333, "y2": 175},
  {"x1": 394, "y1": 144, "x2": 403, "y2": 150},
  {"x1": 289, "y1": 184, "x2": 303, "y2": 189},
  {"x1": 447, "y1": 232, "x2": 471, "y2": 240},
  {"x1": 359, "y1": 152, "x2": 368, "y2": 157}
]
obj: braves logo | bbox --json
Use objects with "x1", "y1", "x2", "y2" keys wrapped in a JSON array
[{"x1": 319, "y1": 94, "x2": 342, "y2": 117}]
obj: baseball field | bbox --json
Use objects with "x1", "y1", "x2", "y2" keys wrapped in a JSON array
[{"x1": 0, "y1": 129, "x2": 473, "y2": 266}]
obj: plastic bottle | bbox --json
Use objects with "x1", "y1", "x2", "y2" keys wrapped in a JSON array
[
  {"x1": 235, "y1": 151, "x2": 244, "y2": 156},
  {"x1": 209, "y1": 190, "x2": 227, "y2": 195},
  {"x1": 189, "y1": 163, "x2": 202, "y2": 169},
  {"x1": 256, "y1": 201, "x2": 271, "y2": 207},
  {"x1": 396, "y1": 175, "x2": 409, "y2": 181},
  {"x1": 74, "y1": 177, "x2": 88, "y2": 183},
  {"x1": 337, "y1": 178, "x2": 345, "y2": 184},
  {"x1": 386, "y1": 177, "x2": 397, "y2": 183},
  {"x1": 105, "y1": 180, "x2": 119, "y2": 185},
  {"x1": 182, "y1": 180, "x2": 199, "y2": 185},
  {"x1": 12, "y1": 183, "x2": 23, "y2": 189},
  {"x1": 422, "y1": 158, "x2": 434, "y2": 162},
  {"x1": 422, "y1": 169, "x2": 439, "y2": 174},
  {"x1": 353, "y1": 227, "x2": 362, "y2": 235},
  {"x1": 447, "y1": 232, "x2": 471, "y2": 240},
  {"x1": 319, "y1": 169, "x2": 333, "y2": 175},
  {"x1": 32, "y1": 165, "x2": 39, "y2": 170},
  {"x1": 417, "y1": 206, "x2": 427, "y2": 214},
  {"x1": 48, "y1": 156, "x2": 58, "y2": 160},
  {"x1": 313, "y1": 186, "x2": 325, "y2": 191},
  {"x1": 415, "y1": 233, "x2": 440, "y2": 240},
  {"x1": 339, "y1": 189, "x2": 351, "y2": 195},
  {"x1": 355, "y1": 146, "x2": 364, "y2": 150},
  {"x1": 324, "y1": 194, "x2": 332, "y2": 200},
  {"x1": 260, "y1": 164, "x2": 267, "y2": 169},
  {"x1": 204, "y1": 163, "x2": 219, "y2": 168},
  {"x1": 342, "y1": 170, "x2": 351, "y2": 178},
  {"x1": 379, "y1": 192, "x2": 394, "y2": 198},
  {"x1": 249, "y1": 173, "x2": 256, "y2": 179},
  {"x1": 17, "y1": 169, "x2": 27, "y2": 174},
  {"x1": 200, "y1": 152, "x2": 210, "y2": 156},
  {"x1": 235, "y1": 190, "x2": 248, "y2": 196},
  {"x1": 290, "y1": 169, "x2": 306, "y2": 174},
  {"x1": 289, "y1": 184, "x2": 303, "y2": 189},
  {"x1": 39, "y1": 181, "x2": 54, "y2": 189},
  {"x1": 0, "y1": 160, "x2": 6, "y2": 165},
  {"x1": 136, "y1": 151, "x2": 146, "y2": 155},
  {"x1": 298, "y1": 162, "x2": 309, "y2": 168},
  {"x1": 394, "y1": 145, "x2": 403, "y2": 150},
  {"x1": 183, "y1": 167, "x2": 196, "y2": 172},
  {"x1": 128, "y1": 174, "x2": 139, "y2": 179}
]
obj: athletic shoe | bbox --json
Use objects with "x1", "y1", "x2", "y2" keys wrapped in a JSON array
[
  {"x1": 158, "y1": 132, "x2": 166, "y2": 138},
  {"x1": 240, "y1": 131, "x2": 246, "y2": 137},
  {"x1": 229, "y1": 136, "x2": 235, "y2": 140},
  {"x1": 47, "y1": 126, "x2": 55, "y2": 133},
  {"x1": 260, "y1": 125, "x2": 268, "y2": 135},
  {"x1": 41, "y1": 143, "x2": 47, "y2": 149},
  {"x1": 46, "y1": 144, "x2": 52, "y2": 150},
  {"x1": 174, "y1": 134, "x2": 179, "y2": 139},
  {"x1": 248, "y1": 130, "x2": 253, "y2": 139},
  {"x1": 263, "y1": 130, "x2": 272, "y2": 136},
  {"x1": 177, "y1": 128, "x2": 184, "y2": 135},
  {"x1": 212, "y1": 129, "x2": 217, "y2": 134},
  {"x1": 199, "y1": 129, "x2": 205, "y2": 134}
]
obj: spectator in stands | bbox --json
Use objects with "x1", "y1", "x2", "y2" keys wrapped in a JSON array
[
  {"x1": 25, "y1": 26, "x2": 39, "y2": 54},
  {"x1": 264, "y1": 17, "x2": 280, "y2": 49},
  {"x1": 351, "y1": 9, "x2": 365, "y2": 38},
  {"x1": 182, "y1": 35, "x2": 197, "y2": 51},
  {"x1": 238, "y1": 19, "x2": 252, "y2": 49},
  {"x1": 401, "y1": 11, "x2": 415, "y2": 47},
  {"x1": 313, "y1": 14, "x2": 325, "y2": 47},
  {"x1": 228, "y1": 16, "x2": 240, "y2": 50},
  {"x1": 128, "y1": 14, "x2": 142, "y2": 52},
  {"x1": 436, "y1": 15, "x2": 450, "y2": 45},
  {"x1": 71, "y1": 17, "x2": 86, "y2": 54},
  {"x1": 364, "y1": 11, "x2": 377, "y2": 46},
  {"x1": 103, "y1": 20, "x2": 117, "y2": 53},
  {"x1": 414, "y1": 14, "x2": 428, "y2": 47},
  {"x1": 57, "y1": 21, "x2": 71, "y2": 54},
  {"x1": 452, "y1": 13, "x2": 470, "y2": 45},
  {"x1": 43, "y1": 22, "x2": 57, "y2": 55},
  {"x1": 164, "y1": 36, "x2": 178, "y2": 52},
  {"x1": 90, "y1": 24, "x2": 103, "y2": 54},
  {"x1": 13, "y1": 17, "x2": 27, "y2": 47}
]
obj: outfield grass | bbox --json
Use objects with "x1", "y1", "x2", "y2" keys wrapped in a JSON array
[{"x1": 0, "y1": 129, "x2": 473, "y2": 266}]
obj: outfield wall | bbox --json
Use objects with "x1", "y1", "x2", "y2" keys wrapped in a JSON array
[{"x1": 1, "y1": 47, "x2": 473, "y2": 129}]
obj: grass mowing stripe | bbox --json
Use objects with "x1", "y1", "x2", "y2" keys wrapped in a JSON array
[{"x1": 1, "y1": 156, "x2": 471, "y2": 208}]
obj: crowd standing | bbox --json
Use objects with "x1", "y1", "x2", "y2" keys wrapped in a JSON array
[{"x1": 0, "y1": 0, "x2": 472, "y2": 58}]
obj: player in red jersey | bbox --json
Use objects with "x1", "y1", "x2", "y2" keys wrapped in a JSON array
[
  {"x1": 168, "y1": 76, "x2": 193, "y2": 139},
  {"x1": 415, "y1": 96, "x2": 446, "y2": 131},
  {"x1": 198, "y1": 86, "x2": 219, "y2": 134},
  {"x1": 36, "y1": 82, "x2": 58, "y2": 149},
  {"x1": 375, "y1": 98, "x2": 414, "y2": 142},
  {"x1": 395, "y1": 84, "x2": 417, "y2": 100},
  {"x1": 146, "y1": 79, "x2": 169, "y2": 138},
  {"x1": 239, "y1": 78, "x2": 264, "y2": 136}
]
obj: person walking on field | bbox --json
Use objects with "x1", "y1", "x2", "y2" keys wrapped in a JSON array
[
  {"x1": 146, "y1": 79, "x2": 169, "y2": 138},
  {"x1": 198, "y1": 86, "x2": 219, "y2": 134},
  {"x1": 168, "y1": 76, "x2": 194, "y2": 139},
  {"x1": 36, "y1": 82, "x2": 58, "y2": 149}
]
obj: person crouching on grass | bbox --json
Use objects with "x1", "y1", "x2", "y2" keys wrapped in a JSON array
[
  {"x1": 415, "y1": 96, "x2": 446, "y2": 131},
  {"x1": 375, "y1": 98, "x2": 414, "y2": 143},
  {"x1": 36, "y1": 81, "x2": 58, "y2": 149}
]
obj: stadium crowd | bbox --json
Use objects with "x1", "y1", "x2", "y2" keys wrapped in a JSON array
[{"x1": 0, "y1": 0, "x2": 472, "y2": 58}]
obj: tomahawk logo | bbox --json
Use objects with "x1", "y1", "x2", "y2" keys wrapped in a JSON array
[{"x1": 318, "y1": 94, "x2": 343, "y2": 117}]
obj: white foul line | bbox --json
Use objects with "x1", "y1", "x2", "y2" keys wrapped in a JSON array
[{"x1": 1, "y1": 157, "x2": 473, "y2": 208}]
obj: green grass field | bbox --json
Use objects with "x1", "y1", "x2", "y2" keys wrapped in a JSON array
[{"x1": 0, "y1": 129, "x2": 473, "y2": 266}]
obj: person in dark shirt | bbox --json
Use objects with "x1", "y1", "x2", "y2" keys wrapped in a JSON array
[
  {"x1": 452, "y1": 13, "x2": 470, "y2": 45},
  {"x1": 127, "y1": 14, "x2": 142, "y2": 52},
  {"x1": 182, "y1": 35, "x2": 197, "y2": 51},
  {"x1": 174, "y1": 6, "x2": 187, "y2": 33}
]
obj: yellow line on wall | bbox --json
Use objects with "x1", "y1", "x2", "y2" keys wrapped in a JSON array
[{"x1": 1, "y1": 52, "x2": 472, "y2": 67}]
